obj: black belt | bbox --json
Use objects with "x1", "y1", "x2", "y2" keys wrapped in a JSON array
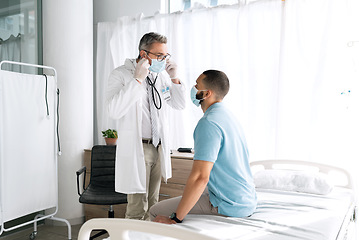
[{"x1": 142, "y1": 139, "x2": 161, "y2": 145}]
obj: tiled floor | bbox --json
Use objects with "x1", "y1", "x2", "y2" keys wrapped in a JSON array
[{"x1": 0, "y1": 224, "x2": 92, "y2": 240}]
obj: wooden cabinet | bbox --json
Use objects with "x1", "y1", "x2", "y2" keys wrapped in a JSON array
[
  {"x1": 83, "y1": 149, "x2": 91, "y2": 187},
  {"x1": 82, "y1": 149, "x2": 193, "y2": 220},
  {"x1": 159, "y1": 150, "x2": 193, "y2": 200}
]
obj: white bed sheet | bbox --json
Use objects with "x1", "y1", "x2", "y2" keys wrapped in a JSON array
[{"x1": 125, "y1": 187, "x2": 354, "y2": 240}]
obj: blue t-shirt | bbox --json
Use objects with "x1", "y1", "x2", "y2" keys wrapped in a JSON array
[{"x1": 193, "y1": 102, "x2": 257, "y2": 217}]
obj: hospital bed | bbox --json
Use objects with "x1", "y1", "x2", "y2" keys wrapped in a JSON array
[{"x1": 78, "y1": 160, "x2": 357, "y2": 240}]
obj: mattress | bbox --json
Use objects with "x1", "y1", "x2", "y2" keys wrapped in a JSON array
[{"x1": 125, "y1": 187, "x2": 355, "y2": 240}]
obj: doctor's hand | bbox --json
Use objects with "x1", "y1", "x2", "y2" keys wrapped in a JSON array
[
  {"x1": 166, "y1": 60, "x2": 180, "y2": 83},
  {"x1": 134, "y1": 58, "x2": 150, "y2": 82}
]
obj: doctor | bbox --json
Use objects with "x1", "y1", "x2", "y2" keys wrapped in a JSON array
[{"x1": 106, "y1": 32, "x2": 186, "y2": 220}]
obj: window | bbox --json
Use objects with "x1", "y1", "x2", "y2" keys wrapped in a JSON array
[
  {"x1": 0, "y1": 0, "x2": 42, "y2": 73},
  {"x1": 169, "y1": 0, "x2": 239, "y2": 12}
]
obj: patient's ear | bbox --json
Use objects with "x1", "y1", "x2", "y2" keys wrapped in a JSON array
[{"x1": 206, "y1": 90, "x2": 213, "y2": 98}]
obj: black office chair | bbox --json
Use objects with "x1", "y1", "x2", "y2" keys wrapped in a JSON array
[{"x1": 76, "y1": 145, "x2": 127, "y2": 240}]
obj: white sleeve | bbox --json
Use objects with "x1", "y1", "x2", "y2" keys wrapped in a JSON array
[
  {"x1": 163, "y1": 76, "x2": 186, "y2": 110},
  {"x1": 106, "y1": 68, "x2": 146, "y2": 120},
  {"x1": 166, "y1": 79, "x2": 186, "y2": 110}
]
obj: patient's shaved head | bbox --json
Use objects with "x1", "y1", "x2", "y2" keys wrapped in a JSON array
[{"x1": 201, "y1": 70, "x2": 230, "y2": 100}]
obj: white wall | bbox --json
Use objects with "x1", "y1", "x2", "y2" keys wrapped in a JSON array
[{"x1": 43, "y1": 0, "x2": 93, "y2": 225}]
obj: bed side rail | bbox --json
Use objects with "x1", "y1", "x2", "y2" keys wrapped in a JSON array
[{"x1": 78, "y1": 218, "x2": 217, "y2": 240}]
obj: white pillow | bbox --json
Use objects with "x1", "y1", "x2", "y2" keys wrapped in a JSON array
[{"x1": 253, "y1": 169, "x2": 333, "y2": 195}]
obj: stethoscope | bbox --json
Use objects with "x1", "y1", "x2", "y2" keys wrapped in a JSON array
[
  {"x1": 133, "y1": 58, "x2": 162, "y2": 110},
  {"x1": 147, "y1": 73, "x2": 162, "y2": 110}
]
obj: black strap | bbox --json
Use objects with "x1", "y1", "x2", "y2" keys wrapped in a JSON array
[
  {"x1": 170, "y1": 212, "x2": 183, "y2": 223},
  {"x1": 43, "y1": 74, "x2": 49, "y2": 116},
  {"x1": 56, "y1": 88, "x2": 61, "y2": 154}
]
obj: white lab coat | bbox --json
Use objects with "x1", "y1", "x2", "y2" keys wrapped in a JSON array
[{"x1": 106, "y1": 59, "x2": 186, "y2": 194}]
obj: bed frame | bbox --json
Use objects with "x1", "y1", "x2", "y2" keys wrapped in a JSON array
[
  {"x1": 250, "y1": 160, "x2": 357, "y2": 240},
  {"x1": 78, "y1": 160, "x2": 357, "y2": 240}
]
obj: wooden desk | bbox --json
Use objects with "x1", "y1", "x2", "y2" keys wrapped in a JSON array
[
  {"x1": 83, "y1": 149, "x2": 193, "y2": 220},
  {"x1": 159, "y1": 150, "x2": 194, "y2": 199}
]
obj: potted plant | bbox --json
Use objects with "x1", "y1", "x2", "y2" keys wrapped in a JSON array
[{"x1": 102, "y1": 129, "x2": 118, "y2": 145}]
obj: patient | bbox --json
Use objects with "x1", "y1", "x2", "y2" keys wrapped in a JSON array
[{"x1": 149, "y1": 70, "x2": 257, "y2": 224}]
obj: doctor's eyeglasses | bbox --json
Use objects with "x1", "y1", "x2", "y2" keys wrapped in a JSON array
[{"x1": 142, "y1": 50, "x2": 171, "y2": 62}]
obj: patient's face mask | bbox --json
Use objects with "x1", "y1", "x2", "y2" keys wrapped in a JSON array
[
  {"x1": 149, "y1": 59, "x2": 166, "y2": 73},
  {"x1": 190, "y1": 85, "x2": 207, "y2": 107}
]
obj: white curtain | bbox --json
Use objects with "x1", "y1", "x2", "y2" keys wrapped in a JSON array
[
  {"x1": 0, "y1": 34, "x2": 21, "y2": 72},
  {"x1": 274, "y1": 0, "x2": 359, "y2": 168},
  {"x1": 95, "y1": 22, "x2": 116, "y2": 144},
  {"x1": 95, "y1": 0, "x2": 359, "y2": 182}
]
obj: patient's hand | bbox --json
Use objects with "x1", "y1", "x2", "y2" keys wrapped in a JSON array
[{"x1": 153, "y1": 215, "x2": 176, "y2": 224}]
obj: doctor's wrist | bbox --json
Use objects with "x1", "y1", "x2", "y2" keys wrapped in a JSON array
[{"x1": 171, "y1": 78, "x2": 180, "y2": 84}]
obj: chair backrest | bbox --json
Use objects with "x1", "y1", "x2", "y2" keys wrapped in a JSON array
[{"x1": 90, "y1": 145, "x2": 117, "y2": 189}]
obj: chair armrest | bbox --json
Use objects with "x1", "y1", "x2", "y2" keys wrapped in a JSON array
[{"x1": 76, "y1": 166, "x2": 87, "y2": 196}]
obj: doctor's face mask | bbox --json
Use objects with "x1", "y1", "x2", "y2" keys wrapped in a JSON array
[
  {"x1": 142, "y1": 48, "x2": 169, "y2": 73},
  {"x1": 190, "y1": 85, "x2": 207, "y2": 107},
  {"x1": 149, "y1": 59, "x2": 166, "y2": 73}
]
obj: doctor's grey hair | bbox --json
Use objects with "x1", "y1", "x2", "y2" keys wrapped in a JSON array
[
  {"x1": 202, "y1": 70, "x2": 230, "y2": 100},
  {"x1": 138, "y1": 32, "x2": 167, "y2": 58}
]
